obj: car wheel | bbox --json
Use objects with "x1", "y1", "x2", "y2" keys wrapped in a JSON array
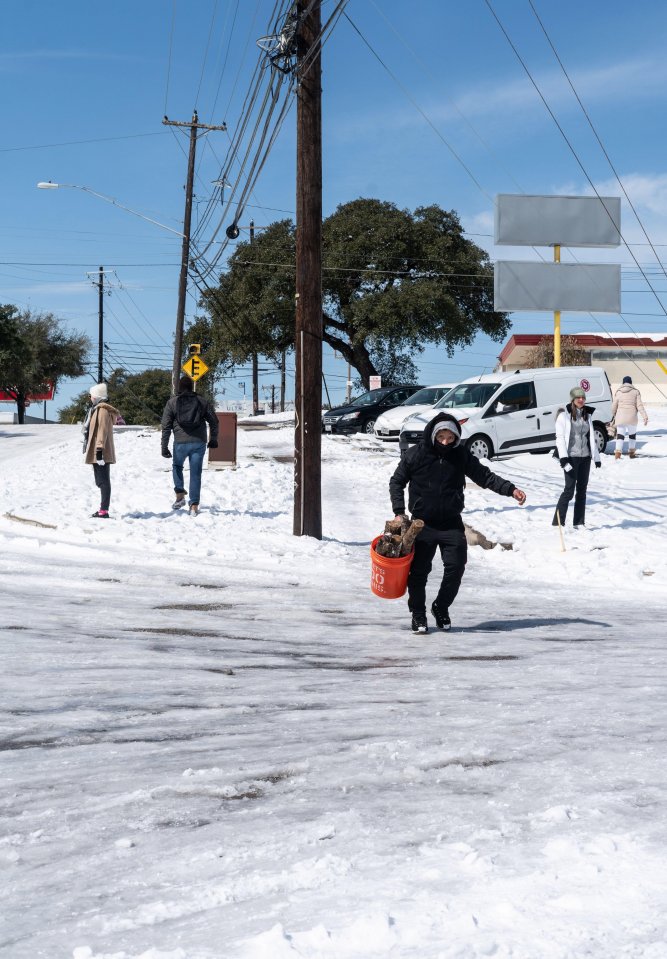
[
  {"x1": 466, "y1": 434, "x2": 493, "y2": 459},
  {"x1": 593, "y1": 422, "x2": 608, "y2": 454},
  {"x1": 364, "y1": 419, "x2": 376, "y2": 435}
]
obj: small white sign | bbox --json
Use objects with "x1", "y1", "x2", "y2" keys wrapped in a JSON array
[{"x1": 369, "y1": 375, "x2": 382, "y2": 390}]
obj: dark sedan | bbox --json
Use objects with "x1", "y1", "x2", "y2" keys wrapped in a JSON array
[{"x1": 322, "y1": 385, "x2": 424, "y2": 436}]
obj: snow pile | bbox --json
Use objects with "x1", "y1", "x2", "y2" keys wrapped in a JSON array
[{"x1": 1, "y1": 413, "x2": 666, "y2": 958}]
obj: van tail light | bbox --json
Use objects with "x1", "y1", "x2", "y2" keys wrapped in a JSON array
[{"x1": 457, "y1": 418, "x2": 468, "y2": 426}]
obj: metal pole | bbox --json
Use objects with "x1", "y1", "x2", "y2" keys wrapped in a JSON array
[
  {"x1": 293, "y1": 0, "x2": 323, "y2": 538},
  {"x1": 554, "y1": 244, "x2": 561, "y2": 368},
  {"x1": 172, "y1": 112, "x2": 199, "y2": 394},
  {"x1": 98, "y1": 265, "x2": 104, "y2": 383}
]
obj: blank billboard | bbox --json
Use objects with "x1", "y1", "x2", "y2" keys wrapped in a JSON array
[
  {"x1": 494, "y1": 261, "x2": 621, "y2": 313},
  {"x1": 495, "y1": 195, "x2": 621, "y2": 248}
]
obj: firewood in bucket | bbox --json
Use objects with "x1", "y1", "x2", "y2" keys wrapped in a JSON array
[{"x1": 374, "y1": 517, "x2": 424, "y2": 558}]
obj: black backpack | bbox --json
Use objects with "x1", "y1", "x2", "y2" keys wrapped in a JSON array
[{"x1": 175, "y1": 393, "x2": 204, "y2": 432}]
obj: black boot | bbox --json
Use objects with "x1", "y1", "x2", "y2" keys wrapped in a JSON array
[
  {"x1": 411, "y1": 612, "x2": 428, "y2": 634},
  {"x1": 431, "y1": 601, "x2": 451, "y2": 631}
]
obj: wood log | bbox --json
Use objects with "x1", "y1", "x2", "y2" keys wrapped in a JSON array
[
  {"x1": 399, "y1": 518, "x2": 424, "y2": 555},
  {"x1": 374, "y1": 517, "x2": 425, "y2": 558}
]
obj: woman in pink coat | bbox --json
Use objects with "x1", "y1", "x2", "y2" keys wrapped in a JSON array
[{"x1": 611, "y1": 376, "x2": 648, "y2": 459}]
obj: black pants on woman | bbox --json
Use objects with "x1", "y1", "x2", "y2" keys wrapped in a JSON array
[
  {"x1": 407, "y1": 526, "x2": 468, "y2": 614},
  {"x1": 553, "y1": 456, "x2": 590, "y2": 527},
  {"x1": 93, "y1": 463, "x2": 111, "y2": 511}
]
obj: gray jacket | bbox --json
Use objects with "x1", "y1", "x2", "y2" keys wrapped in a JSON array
[{"x1": 161, "y1": 393, "x2": 219, "y2": 449}]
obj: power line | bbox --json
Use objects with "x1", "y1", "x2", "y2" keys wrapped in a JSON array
[
  {"x1": 0, "y1": 131, "x2": 169, "y2": 153},
  {"x1": 164, "y1": 0, "x2": 177, "y2": 115},
  {"x1": 527, "y1": 0, "x2": 667, "y2": 288}
]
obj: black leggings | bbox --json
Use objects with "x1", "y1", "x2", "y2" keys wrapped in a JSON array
[
  {"x1": 93, "y1": 463, "x2": 111, "y2": 511},
  {"x1": 407, "y1": 527, "x2": 468, "y2": 614}
]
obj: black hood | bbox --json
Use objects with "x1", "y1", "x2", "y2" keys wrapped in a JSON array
[
  {"x1": 420, "y1": 411, "x2": 463, "y2": 453},
  {"x1": 326, "y1": 403, "x2": 362, "y2": 417}
]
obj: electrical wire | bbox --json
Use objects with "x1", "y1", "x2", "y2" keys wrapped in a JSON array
[
  {"x1": 527, "y1": 0, "x2": 667, "y2": 286},
  {"x1": 164, "y1": 0, "x2": 177, "y2": 115},
  {"x1": 0, "y1": 132, "x2": 169, "y2": 153},
  {"x1": 195, "y1": 0, "x2": 221, "y2": 108}
]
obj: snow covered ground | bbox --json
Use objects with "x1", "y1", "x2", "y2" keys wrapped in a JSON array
[{"x1": 1, "y1": 412, "x2": 666, "y2": 959}]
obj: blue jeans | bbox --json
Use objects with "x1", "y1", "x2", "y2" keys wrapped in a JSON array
[{"x1": 172, "y1": 441, "x2": 207, "y2": 506}]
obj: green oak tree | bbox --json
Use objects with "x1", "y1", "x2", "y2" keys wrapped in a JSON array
[
  {"x1": 0, "y1": 307, "x2": 90, "y2": 423},
  {"x1": 199, "y1": 199, "x2": 509, "y2": 388},
  {"x1": 58, "y1": 368, "x2": 172, "y2": 426}
]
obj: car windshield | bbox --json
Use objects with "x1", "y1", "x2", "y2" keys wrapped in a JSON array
[
  {"x1": 350, "y1": 388, "x2": 393, "y2": 408},
  {"x1": 435, "y1": 383, "x2": 500, "y2": 409},
  {"x1": 402, "y1": 386, "x2": 451, "y2": 406}
]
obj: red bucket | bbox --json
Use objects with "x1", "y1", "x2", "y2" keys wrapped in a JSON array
[{"x1": 370, "y1": 536, "x2": 414, "y2": 599}]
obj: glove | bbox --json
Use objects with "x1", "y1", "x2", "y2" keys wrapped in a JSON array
[
  {"x1": 595, "y1": 461, "x2": 601, "y2": 468},
  {"x1": 95, "y1": 449, "x2": 105, "y2": 465},
  {"x1": 559, "y1": 457, "x2": 571, "y2": 469},
  {"x1": 162, "y1": 448, "x2": 172, "y2": 459},
  {"x1": 207, "y1": 440, "x2": 218, "y2": 449}
]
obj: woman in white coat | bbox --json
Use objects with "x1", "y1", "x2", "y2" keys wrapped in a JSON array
[
  {"x1": 611, "y1": 375, "x2": 648, "y2": 459},
  {"x1": 553, "y1": 386, "x2": 601, "y2": 528}
]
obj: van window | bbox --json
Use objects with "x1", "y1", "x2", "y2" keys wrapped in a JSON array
[
  {"x1": 436, "y1": 383, "x2": 500, "y2": 409},
  {"x1": 487, "y1": 381, "x2": 536, "y2": 416}
]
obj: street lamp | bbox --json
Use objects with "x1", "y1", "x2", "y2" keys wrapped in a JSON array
[
  {"x1": 37, "y1": 182, "x2": 184, "y2": 237},
  {"x1": 37, "y1": 180, "x2": 185, "y2": 391}
]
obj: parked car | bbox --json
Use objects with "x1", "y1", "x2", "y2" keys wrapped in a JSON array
[
  {"x1": 322, "y1": 385, "x2": 424, "y2": 436},
  {"x1": 399, "y1": 366, "x2": 613, "y2": 458},
  {"x1": 374, "y1": 383, "x2": 455, "y2": 442}
]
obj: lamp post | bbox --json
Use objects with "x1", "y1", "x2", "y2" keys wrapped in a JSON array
[
  {"x1": 38, "y1": 181, "x2": 186, "y2": 390},
  {"x1": 37, "y1": 182, "x2": 185, "y2": 237}
]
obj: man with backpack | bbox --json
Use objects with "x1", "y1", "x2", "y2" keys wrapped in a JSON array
[{"x1": 161, "y1": 376, "x2": 219, "y2": 515}]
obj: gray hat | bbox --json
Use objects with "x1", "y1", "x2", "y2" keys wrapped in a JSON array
[
  {"x1": 432, "y1": 419, "x2": 461, "y2": 447},
  {"x1": 570, "y1": 386, "x2": 586, "y2": 400}
]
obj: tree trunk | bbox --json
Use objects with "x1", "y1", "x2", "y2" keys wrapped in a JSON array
[
  {"x1": 16, "y1": 393, "x2": 26, "y2": 425},
  {"x1": 321, "y1": 322, "x2": 378, "y2": 389}
]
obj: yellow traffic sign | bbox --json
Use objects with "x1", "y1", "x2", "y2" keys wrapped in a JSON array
[{"x1": 182, "y1": 355, "x2": 209, "y2": 381}]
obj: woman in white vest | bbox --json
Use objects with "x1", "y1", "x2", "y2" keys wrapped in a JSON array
[
  {"x1": 553, "y1": 386, "x2": 601, "y2": 529},
  {"x1": 611, "y1": 376, "x2": 648, "y2": 459}
]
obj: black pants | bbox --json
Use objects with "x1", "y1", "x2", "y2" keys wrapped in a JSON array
[
  {"x1": 553, "y1": 456, "x2": 590, "y2": 527},
  {"x1": 407, "y1": 527, "x2": 467, "y2": 614},
  {"x1": 93, "y1": 463, "x2": 111, "y2": 511}
]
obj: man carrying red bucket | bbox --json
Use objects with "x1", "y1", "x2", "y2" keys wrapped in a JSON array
[{"x1": 389, "y1": 412, "x2": 527, "y2": 634}]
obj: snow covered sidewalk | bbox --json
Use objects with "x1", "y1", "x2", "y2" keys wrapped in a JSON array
[{"x1": 1, "y1": 414, "x2": 666, "y2": 959}]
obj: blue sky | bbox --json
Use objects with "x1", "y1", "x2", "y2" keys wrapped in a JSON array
[{"x1": 2, "y1": 0, "x2": 667, "y2": 415}]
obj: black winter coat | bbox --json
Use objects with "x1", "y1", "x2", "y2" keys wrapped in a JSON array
[
  {"x1": 161, "y1": 392, "x2": 219, "y2": 448},
  {"x1": 389, "y1": 412, "x2": 517, "y2": 531}
]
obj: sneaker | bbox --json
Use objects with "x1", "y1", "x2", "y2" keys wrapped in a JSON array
[
  {"x1": 431, "y1": 601, "x2": 451, "y2": 631},
  {"x1": 91, "y1": 510, "x2": 109, "y2": 519},
  {"x1": 411, "y1": 612, "x2": 428, "y2": 634},
  {"x1": 172, "y1": 494, "x2": 186, "y2": 509},
  {"x1": 629, "y1": 449, "x2": 637, "y2": 459},
  {"x1": 189, "y1": 504, "x2": 199, "y2": 516}
]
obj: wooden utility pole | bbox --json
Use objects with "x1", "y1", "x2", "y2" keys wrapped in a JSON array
[
  {"x1": 97, "y1": 265, "x2": 104, "y2": 383},
  {"x1": 250, "y1": 221, "x2": 259, "y2": 415},
  {"x1": 280, "y1": 349, "x2": 286, "y2": 412},
  {"x1": 293, "y1": 0, "x2": 323, "y2": 538},
  {"x1": 163, "y1": 111, "x2": 226, "y2": 394}
]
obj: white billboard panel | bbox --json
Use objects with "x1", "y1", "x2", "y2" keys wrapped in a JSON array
[
  {"x1": 495, "y1": 194, "x2": 621, "y2": 248},
  {"x1": 494, "y1": 261, "x2": 621, "y2": 313}
]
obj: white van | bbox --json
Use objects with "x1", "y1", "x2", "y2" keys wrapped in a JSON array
[{"x1": 399, "y1": 366, "x2": 613, "y2": 459}]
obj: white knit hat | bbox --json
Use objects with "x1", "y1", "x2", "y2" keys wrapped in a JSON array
[
  {"x1": 89, "y1": 382, "x2": 108, "y2": 401},
  {"x1": 432, "y1": 419, "x2": 461, "y2": 447}
]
